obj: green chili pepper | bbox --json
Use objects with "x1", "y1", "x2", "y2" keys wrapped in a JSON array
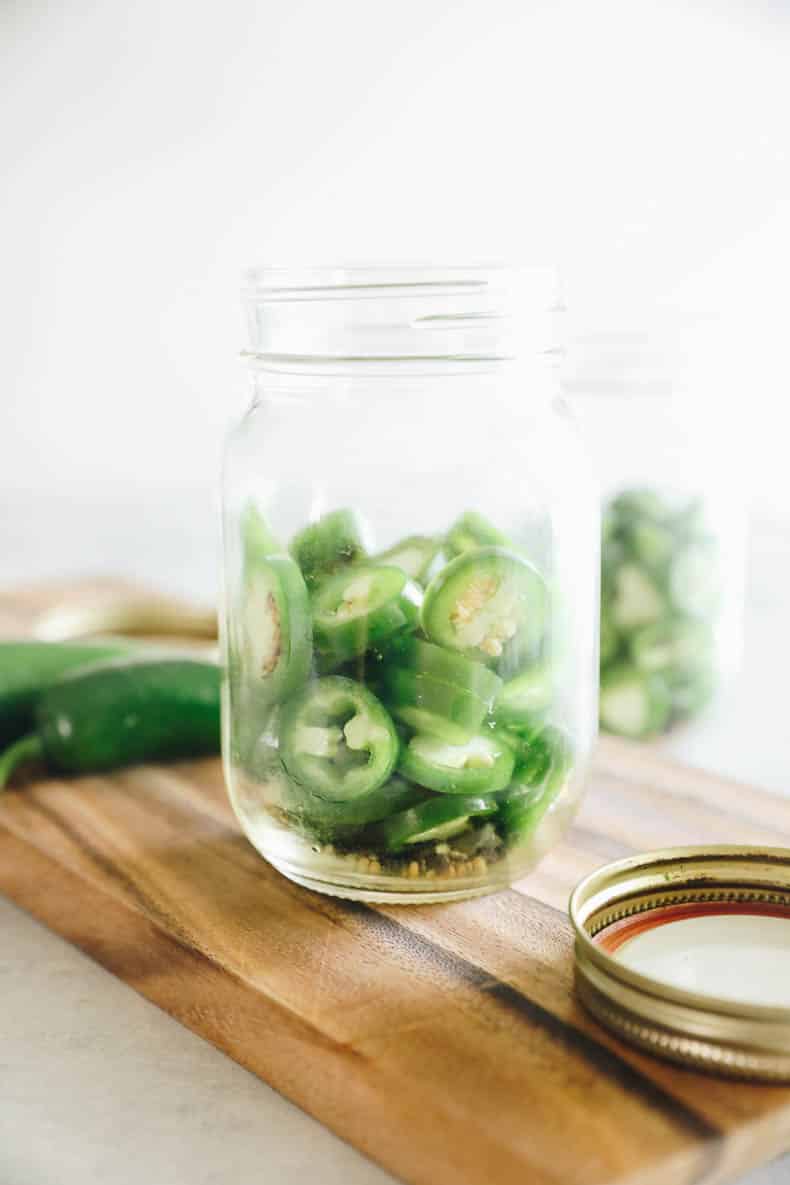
[
  {"x1": 287, "y1": 774, "x2": 430, "y2": 841},
  {"x1": 0, "y1": 640, "x2": 136, "y2": 748},
  {"x1": 376, "y1": 636, "x2": 502, "y2": 743},
  {"x1": 238, "y1": 556, "x2": 312, "y2": 704},
  {"x1": 312, "y1": 565, "x2": 421, "y2": 667},
  {"x1": 599, "y1": 614, "x2": 620, "y2": 667},
  {"x1": 421, "y1": 546, "x2": 547, "y2": 671},
  {"x1": 374, "y1": 535, "x2": 441, "y2": 583},
  {"x1": 599, "y1": 486, "x2": 722, "y2": 738},
  {"x1": 398, "y1": 729, "x2": 515, "y2": 795},
  {"x1": 496, "y1": 725, "x2": 572, "y2": 844},
  {"x1": 666, "y1": 667, "x2": 716, "y2": 721},
  {"x1": 628, "y1": 617, "x2": 714, "y2": 677},
  {"x1": 381, "y1": 636, "x2": 502, "y2": 702},
  {"x1": 444, "y1": 511, "x2": 511, "y2": 558},
  {"x1": 599, "y1": 664, "x2": 671, "y2": 739},
  {"x1": 376, "y1": 667, "x2": 493, "y2": 745},
  {"x1": 368, "y1": 792, "x2": 497, "y2": 852},
  {"x1": 279, "y1": 676, "x2": 399, "y2": 802},
  {"x1": 490, "y1": 660, "x2": 552, "y2": 732},
  {"x1": 669, "y1": 540, "x2": 721, "y2": 618},
  {"x1": 0, "y1": 659, "x2": 221, "y2": 788},
  {"x1": 289, "y1": 508, "x2": 368, "y2": 587},
  {"x1": 609, "y1": 488, "x2": 672, "y2": 525},
  {"x1": 240, "y1": 501, "x2": 281, "y2": 569}
]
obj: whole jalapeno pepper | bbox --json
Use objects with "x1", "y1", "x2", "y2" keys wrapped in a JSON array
[
  {"x1": 0, "y1": 659, "x2": 221, "y2": 787},
  {"x1": 0, "y1": 639, "x2": 135, "y2": 747}
]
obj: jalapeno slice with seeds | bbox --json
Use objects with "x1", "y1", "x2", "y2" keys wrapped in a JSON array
[
  {"x1": 421, "y1": 547, "x2": 547, "y2": 667},
  {"x1": 279, "y1": 676, "x2": 399, "y2": 802},
  {"x1": 290, "y1": 508, "x2": 368, "y2": 588},
  {"x1": 238, "y1": 557, "x2": 313, "y2": 704},
  {"x1": 369, "y1": 793, "x2": 496, "y2": 852},
  {"x1": 312, "y1": 565, "x2": 422, "y2": 667},
  {"x1": 399, "y1": 729, "x2": 515, "y2": 795}
]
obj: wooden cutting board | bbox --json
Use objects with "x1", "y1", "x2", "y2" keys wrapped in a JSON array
[{"x1": 1, "y1": 581, "x2": 789, "y2": 1185}]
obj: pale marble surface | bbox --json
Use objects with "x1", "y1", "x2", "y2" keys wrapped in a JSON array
[{"x1": 1, "y1": 493, "x2": 788, "y2": 1185}]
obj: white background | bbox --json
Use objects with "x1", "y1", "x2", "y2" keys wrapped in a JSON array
[{"x1": 2, "y1": 0, "x2": 789, "y2": 524}]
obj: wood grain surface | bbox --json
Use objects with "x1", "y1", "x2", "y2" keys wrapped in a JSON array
[{"x1": 1, "y1": 584, "x2": 789, "y2": 1185}]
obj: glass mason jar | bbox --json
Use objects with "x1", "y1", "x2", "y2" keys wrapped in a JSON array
[
  {"x1": 566, "y1": 327, "x2": 746, "y2": 741},
  {"x1": 221, "y1": 266, "x2": 599, "y2": 902}
]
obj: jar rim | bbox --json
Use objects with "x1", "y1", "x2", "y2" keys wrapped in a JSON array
[
  {"x1": 243, "y1": 262, "x2": 555, "y2": 300},
  {"x1": 242, "y1": 263, "x2": 562, "y2": 363}
]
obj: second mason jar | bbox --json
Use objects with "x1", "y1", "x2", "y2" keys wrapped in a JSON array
[
  {"x1": 566, "y1": 324, "x2": 746, "y2": 741},
  {"x1": 221, "y1": 266, "x2": 599, "y2": 902}
]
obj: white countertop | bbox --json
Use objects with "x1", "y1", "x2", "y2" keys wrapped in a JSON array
[{"x1": 1, "y1": 493, "x2": 788, "y2": 1185}]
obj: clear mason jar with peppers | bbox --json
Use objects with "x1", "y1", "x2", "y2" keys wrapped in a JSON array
[
  {"x1": 221, "y1": 266, "x2": 599, "y2": 902},
  {"x1": 566, "y1": 326, "x2": 746, "y2": 741}
]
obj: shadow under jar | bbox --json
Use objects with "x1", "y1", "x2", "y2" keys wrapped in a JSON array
[{"x1": 221, "y1": 265, "x2": 599, "y2": 902}]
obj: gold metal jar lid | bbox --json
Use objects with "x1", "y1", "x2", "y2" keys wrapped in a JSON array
[{"x1": 569, "y1": 846, "x2": 790, "y2": 1082}]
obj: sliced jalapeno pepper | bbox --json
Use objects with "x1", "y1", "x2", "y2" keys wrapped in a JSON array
[
  {"x1": 381, "y1": 636, "x2": 502, "y2": 703},
  {"x1": 374, "y1": 535, "x2": 441, "y2": 583},
  {"x1": 239, "y1": 556, "x2": 312, "y2": 703},
  {"x1": 496, "y1": 724, "x2": 554, "y2": 789},
  {"x1": 491, "y1": 660, "x2": 552, "y2": 732},
  {"x1": 629, "y1": 618, "x2": 714, "y2": 676},
  {"x1": 599, "y1": 614, "x2": 620, "y2": 667},
  {"x1": 669, "y1": 540, "x2": 721, "y2": 619},
  {"x1": 667, "y1": 667, "x2": 715, "y2": 721},
  {"x1": 369, "y1": 793, "x2": 496, "y2": 852},
  {"x1": 626, "y1": 519, "x2": 676, "y2": 572},
  {"x1": 279, "y1": 676, "x2": 399, "y2": 802},
  {"x1": 599, "y1": 664, "x2": 671, "y2": 738},
  {"x1": 496, "y1": 725, "x2": 573, "y2": 844},
  {"x1": 445, "y1": 511, "x2": 511, "y2": 558},
  {"x1": 608, "y1": 562, "x2": 666, "y2": 631},
  {"x1": 421, "y1": 547, "x2": 547, "y2": 669},
  {"x1": 240, "y1": 501, "x2": 281, "y2": 572},
  {"x1": 288, "y1": 774, "x2": 429, "y2": 840},
  {"x1": 312, "y1": 565, "x2": 421, "y2": 667},
  {"x1": 399, "y1": 729, "x2": 515, "y2": 795},
  {"x1": 610, "y1": 488, "x2": 672, "y2": 525},
  {"x1": 289, "y1": 508, "x2": 368, "y2": 588},
  {"x1": 377, "y1": 667, "x2": 492, "y2": 745}
]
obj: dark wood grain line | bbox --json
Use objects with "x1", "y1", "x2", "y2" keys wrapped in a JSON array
[{"x1": 342, "y1": 899, "x2": 722, "y2": 1145}]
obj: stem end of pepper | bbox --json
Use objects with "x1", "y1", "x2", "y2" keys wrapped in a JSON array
[{"x1": 0, "y1": 734, "x2": 45, "y2": 790}]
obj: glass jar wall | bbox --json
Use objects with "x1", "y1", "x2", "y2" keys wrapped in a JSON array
[
  {"x1": 567, "y1": 328, "x2": 746, "y2": 741},
  {"x1": 221, "y1": 266, "x2": 599, "y2": 902}
]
